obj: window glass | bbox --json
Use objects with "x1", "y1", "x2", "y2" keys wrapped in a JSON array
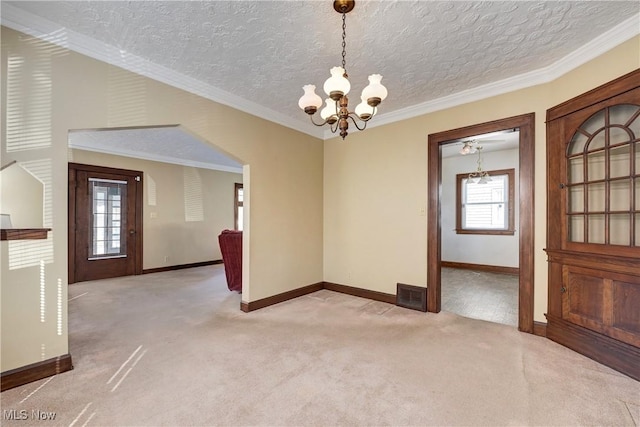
[
  {"x1": 234, "y1": 183, "x2": 243, "y2": 231},
  {"x1": 456, "y1": 169, "x2": 514, "y2": 235},
  {"x1": 89, "y1": 178, "x2": 127, "y2": 259}
]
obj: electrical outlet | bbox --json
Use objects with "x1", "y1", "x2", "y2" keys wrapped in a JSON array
[
  {"x1": 419, "y1": 206, "x2": 426, "y2": 216},
  {"x1": 164, "y1": 256, "x2": 169, "y2": 263}
]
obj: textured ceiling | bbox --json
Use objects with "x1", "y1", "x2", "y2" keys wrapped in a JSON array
[
  {"x1": 3, "y1": 0, "x2": 639, "y2": 167},
  {"x1": 5, "y1": 1, "x2": 639, "y2": 134},
  {"x1": 69, "y1": 126, "x2": 243, "y2": 173}
]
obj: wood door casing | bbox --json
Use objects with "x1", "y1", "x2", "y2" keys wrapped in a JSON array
[
  {"x1": 427, "y1": 113, "x2": 536, "y2": 334},
  {"x1": 69, "y1": 163, "x2": 143, "y2": 284}
]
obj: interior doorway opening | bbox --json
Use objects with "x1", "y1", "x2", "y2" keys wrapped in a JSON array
[
  {"x1": 427, "y1": 114, "x2": 535, "y2": 333},
  {"x1": 440, "y1": 129, "x2": 520, "y2": 326},
  {"x1": 67, "y1": 125, "x2": 247, "y2": 293}
]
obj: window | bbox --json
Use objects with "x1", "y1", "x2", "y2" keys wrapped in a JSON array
[
  {"x1": 89, "y1": 178, "x2": 127, "y2": 258},
  {"x1": 456, "y1": 168, "x2": 515, "y2": 235},
  {"x1": 234, "y1": 183, "x2": 243, "y2": 231}
]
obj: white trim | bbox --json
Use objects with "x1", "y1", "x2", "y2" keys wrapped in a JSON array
[
  {"x1": 69, "y1": 142, "x2": 244, "y2": 174},
  {"x1": 343, "y1": 12, "x2": 640, "y2": 136},
  {"x1": 2, "y1": 5, "x2": 638, "y2": 141},
  {"x1": 0, "y1": 4, "x2": 324, "y2": 140}
]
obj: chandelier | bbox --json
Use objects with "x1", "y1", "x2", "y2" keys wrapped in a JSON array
[
  {"x1": 297, "y1": 0, "x2": 388, "y2": 140},
  {"x1": 460, "y1": 140, "x2": 492, "y2": 184}
]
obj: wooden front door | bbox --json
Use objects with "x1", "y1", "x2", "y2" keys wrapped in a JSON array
[{"x1": 69, "y1": 163, "x2": 143, "y2": 283}]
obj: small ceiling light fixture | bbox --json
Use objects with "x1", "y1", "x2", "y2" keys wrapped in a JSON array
[
  {"x1": 461, "y1": 140, "x2": 492, "y2": 184},
  {"x1": 298, "y1": 0, "x2": 388, "y2": 140},
  {"x1": 459, "y1": 140, "x2": 476, "y2": 155}
]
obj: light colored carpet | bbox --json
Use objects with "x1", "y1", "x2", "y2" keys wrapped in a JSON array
[{"x1": 2, "y1": 265, "x2": 639, "y2": 426}]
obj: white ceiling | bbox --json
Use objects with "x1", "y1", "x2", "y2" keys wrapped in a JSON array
[
  {"x1": 2, "y1": 1, "x2": 639, "y2": 166},
  {"x1": 69, "y1": 126, "x2": 243, "y2": 173},
  {"x1": 441, "y1": 129, "x2": 520, "y2": 158}
]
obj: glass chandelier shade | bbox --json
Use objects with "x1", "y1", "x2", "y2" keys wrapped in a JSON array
[
  {"x1": 320, "y1": 98, "x2": 337, "y2": 121},
  {"x1": 361, "y1": 74, "x2": 388, "y2": 104},
  {"x1": 355, "y1": 95, "x2": 374, "y2": 119},
  {"x1": 324, "y1": 66, "x2": 351, "y2": 98},
  {"x1": 297, "y1": 0, "x2": 387, "y2": 140},
  {"x1": 298, "y1": 85, "x2": 323, "y2": 113}
]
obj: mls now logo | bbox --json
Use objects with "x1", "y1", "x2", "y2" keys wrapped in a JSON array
[
  {"x1": 31, "y1": 410, "x2": 57, "y2": 420},
  {"x1": 3, "y1": 410, "x2": 28, "y2": 420},
  {"x1": 3, "y1": 409, "x2": 57, "y2": 421}
]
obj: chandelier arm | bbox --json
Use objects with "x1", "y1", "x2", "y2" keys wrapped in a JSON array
[
  {"x1": 351, "y1": 106, "x2": 376, "y2": 123},
  {"x1": 309, "y1": 114, "x2": 337, "y2": 127},
  {"x1": 347, "y1": 114, "x2": 368, "y2": 131}
]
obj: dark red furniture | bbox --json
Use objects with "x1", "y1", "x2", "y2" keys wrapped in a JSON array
[{"x1": 218, "y1": 230, "x2": 242, "y2": 292}]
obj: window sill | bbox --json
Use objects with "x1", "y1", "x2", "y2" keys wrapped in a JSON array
[{"x1": 455, "y1": 229, "x2": 515, "y2": 236}]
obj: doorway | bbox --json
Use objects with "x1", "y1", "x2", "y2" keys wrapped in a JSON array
[
  {"x1": 427, "y1": 113, "x2": 535, "y2": 333},
  {"x1": 68, "y1": 163, "x2": 143, "y2": 283}
]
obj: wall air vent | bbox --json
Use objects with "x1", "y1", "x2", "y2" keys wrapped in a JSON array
[{"x1": 396, "y1": 283, "x2": 427, "y2": 312}]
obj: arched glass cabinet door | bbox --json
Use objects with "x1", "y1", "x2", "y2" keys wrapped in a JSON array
[{"x1": 565, "y1": 104, "x2": 640, "y2": 247}]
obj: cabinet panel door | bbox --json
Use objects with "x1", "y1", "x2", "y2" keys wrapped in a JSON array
[{"x1": 563, "y1": 265, "x2": 640, "y2": 347}]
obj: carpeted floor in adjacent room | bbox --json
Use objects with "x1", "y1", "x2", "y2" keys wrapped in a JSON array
[{"x1": 2, "y1": 265, "x2": 639, "y2": 426}]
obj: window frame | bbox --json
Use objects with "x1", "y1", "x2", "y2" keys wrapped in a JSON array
[
  {"x1": 455, "y1": 168, "x2": 515, "y2": 235},
  {"x1": 234, "y1": 182, "x2": 243, "y2": 231}
]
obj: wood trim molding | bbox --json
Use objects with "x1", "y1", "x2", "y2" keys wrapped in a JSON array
[
  {"x1": 68, "y1": 163, "x2": 144, "y2": 284},
  {"x1": 142, "y1": 260, "x2": 222, "y2": 275},
  {"x1": 241, "y1": 281, "x2": 396, "y2": 312},
  {"x1": 323, "y1": 282, "x2": 396, "y2": 304},
  {"x1": 1, "y1": 228, "x2": 51, "y2": 241},
  {"x1": 441, "y1": 261, "x2": 519, "y2": 276},
  {"x1": 428, "y1": 113, "x2": 536, "y2": 334},
  {"x1": 533, "y1": 321, "x2": 547, "y2": 337},
  {"x1": 1, "y1": 354, "x2": 73, "y2": 392},
  {"x1": 241, "y1": 283, "x2": 324, "y2": 312},
  {"x1": 546, "y1": 314, "x2": 640, "y2": 381},
  {"x1": 547, "y1": 69, "x2": 640, "y2": 122}
]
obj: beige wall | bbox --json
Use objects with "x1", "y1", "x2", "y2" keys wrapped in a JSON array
[
  {"x1": 1, "y1": 23, "x2": 638, "y2": 374},
  {"x1": 70, "y1": 150, "x2": 242, "y2": 269},
  {"x1": 0, "y1": 162, "x2": 44, "y2": 228},
  {"x1": 324, "y1": 36, "x2": 640, "y2": 323},
  {"x1": 1, "y1": 26, "x2": 324, "y2": 372}
]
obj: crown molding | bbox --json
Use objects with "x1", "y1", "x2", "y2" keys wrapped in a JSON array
[
  {"x1": 69, "y1": 142, "x2": 244, "y2": 174},
  {"x1": 327, "y1": 12, "x2": 640, "y2": 138},
  {"x1": 3, "y1": 4, "x2": 638, "y2": 142},
  {"x1": 0, "y1": 4, "x2": 324, "y2": 140}
]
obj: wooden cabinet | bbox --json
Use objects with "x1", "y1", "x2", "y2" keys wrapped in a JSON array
[{"x1": 546, "y1": 69, "x2": 640, "y2": 381}]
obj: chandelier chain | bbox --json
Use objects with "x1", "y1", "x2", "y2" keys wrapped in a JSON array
[{"x1": 341, "y1": 12, "x2": 347, "y2": 74}]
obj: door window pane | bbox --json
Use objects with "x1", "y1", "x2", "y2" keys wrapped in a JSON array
[
  {"x1": 587, "y1": 150, "x2": 605, "y2": 181},
  {"x1": 234, "y1": 183, "x2": 244, "y2": 231},
  {"x1": 610, "y1": 214, "x2": 630, "y2": 246},
  {"x1": 610, "y1": 179, "x2": 630, "y2": 211},
  {"x1": 568, "y1": 157, "x2": 584, "y2": 183},
  {"x1": 610, "y1": 144, "x2": 630, "y2": 178},
  {"x1": 569, "y1": 185, "x2": 584, "y2": 213},
  {"x1": 569, "y1": 215, "x2": 584, "y2": 242},
  {"x1": 89, "y1": 178, "x2": 127, "y2": 259},
  {"x1": 587, "y1": 215, "x2": 605, "y2": 244},
  {"x1": 587, "y1": 183, "x2": 605, "y2": 212}
]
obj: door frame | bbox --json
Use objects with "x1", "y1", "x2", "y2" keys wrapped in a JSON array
[
  {"x1": 427, "y1": 113, "x2": 535, "y2": 333},
  {"x1": 68, "y1": 162, "x2": 143, "y2": 284}
]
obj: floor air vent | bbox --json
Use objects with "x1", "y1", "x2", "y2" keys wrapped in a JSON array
[{"x1": 396, "y1": 283, "x2": 427, "y2": 312}]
